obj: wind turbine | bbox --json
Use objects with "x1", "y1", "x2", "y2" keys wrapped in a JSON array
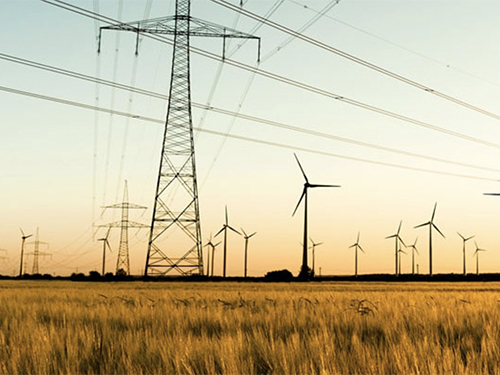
[
  {"x1": 215, "y1": 206, "x2": 240, "y2": 277},
  {"x1": 19, "y1": 228, "x2": 32, "y2": 277},
  {"x1": 457, "y1": 232, "x2": 474, "y2": 276},
  {"x1": 204, "y1": 235, "x2": 221, "y2": 277},
  {"x1": 241, "y1": 228, "x2": 256, "y2": 278},
  {"x1": 98, "y1": 227, "x2": 112, "y2": 276},
  {"x1": 386, "y1": 221, "x2": 405, "y2": 276},
  {"x1": 292, "y1": 153, "x2": 340, "y2": 280},
  {"x1": 398, "y1": 247, "x2": 407, "y2": 275},
  {"x1": 473, "y1": 241, "x2": 486, "y2": 275},
  {"x1": 407, "y1": 237, "x2": 419, "y2": 275},
  {"x1": 414, "y1": 202, "x2": 445, "y2": 276},
  {"x1": 348, "y1": 232, "x2": 364, "y2": 277},
  {"x1": 309, "y1": 238, "x2": 323, "y2": 278}
]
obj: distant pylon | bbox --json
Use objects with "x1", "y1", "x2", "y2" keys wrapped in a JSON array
[
  {"x1": 101, "y1": 181, "x2": 147, "y2": 275},
  {"x1": 26, "y1": 227, "x2": 50, "y2": 275},
  {"x1": 99, "y1": 0, "x2": 260, "y2": 276}
]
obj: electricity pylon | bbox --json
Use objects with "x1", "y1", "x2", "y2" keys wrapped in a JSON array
[
  {"x1": 101, "y1": 181, "x2": 147, "y2": 275},
  {"x1": 99, "y1": 0, "x2": 260, "y2": 276},
  {"x1": 26, "y1": 227, "x2": 50, "y2": 275}
]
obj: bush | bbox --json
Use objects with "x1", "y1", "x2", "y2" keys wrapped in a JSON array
[{"x1": 264, "y1": 269, "x2": 294, "y2": 282}]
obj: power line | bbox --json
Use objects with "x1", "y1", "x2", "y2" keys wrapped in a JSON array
[
  {"x1": 287, "y1": 0, "x2": 500, "y2": 91},
  {"x1": 1, "y1": 84, "x2": 496, "y2": 183},
  {"x1": 210, "y1": 0, "x2": 500, "y2": 123},
  {"x1": 35, "y1": 1, "x2": 500, "y2": 151},
  {"x1": 1, "y1": 53, "x2": 498, "y2": 173}
]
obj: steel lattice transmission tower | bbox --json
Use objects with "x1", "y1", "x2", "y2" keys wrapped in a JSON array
[
  {"x1": 26, "y1": 227, "x2": 50, "y2": 275},
  {"x1": 101, "y1": 181, "x2": 147, "y2": 275},
  {"x1": 99, "y1": 0, "x2": 260, "y2": 276}
]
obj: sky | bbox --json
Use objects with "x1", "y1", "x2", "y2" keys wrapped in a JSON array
[{"x1": 1, "y1": 0, "x2": 500, "y2": 277}]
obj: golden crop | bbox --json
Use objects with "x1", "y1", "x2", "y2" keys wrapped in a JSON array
[{"x1": 0, "y1": 280, "x2": 499, "y2": 374}]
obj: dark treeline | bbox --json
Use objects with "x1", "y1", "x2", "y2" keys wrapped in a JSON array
[{"x1": 4, "y1": 270, "x2": 500, "y2": 282}]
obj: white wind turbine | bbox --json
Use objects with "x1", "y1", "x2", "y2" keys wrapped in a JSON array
[
  {"x1": 215, "y1": 206, "x2": 241, "y2": 277},
  {"x1": 241, "y1": 228, "x2": 256, "y2": 278},
  {"x1": 309, "y1": 237, "x2": 323, "y2": 278},
  {"x1": 348, "y1": 232, "x2": 365, "y2": 277},
  {"x1": 386, "y1": 221, "x2": 405, "y2": 276},
  {"x1": 473, "y1": 241, "x2": 486, "y2": 275},
  {"x1": 293, "y1": 153, "x2": 340, "y2": 280},
  {"x1": 457, "y1": 232, "x2": 474, "y2": 276},
  {"x1": 414, "y1": 203, "x2": 445, "y2": 276}
]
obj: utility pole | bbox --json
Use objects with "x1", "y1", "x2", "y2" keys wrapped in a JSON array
[
  {"x1": 99, "y1": 0, "x2": 260, "y2": 276},
  {"x1": 101, "y1": 180, "x2": 147, "y2": 275},
  {"x1": 26, "y1": 228, "x2": 50, "y2": 275}
]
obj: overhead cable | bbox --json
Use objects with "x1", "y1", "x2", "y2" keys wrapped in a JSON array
[
  {"x1": 37, "y1": 0, "x2": 500, "y2": 151},
  {"x1": 1, "y1": 53, "x2": 498, "y2": 173},
  {"x1": 210, "y1": 0, "x2": 500, "y2": 123},
  {"x1": 1, "y1": 84, "x2": 497, "y2": 183}
]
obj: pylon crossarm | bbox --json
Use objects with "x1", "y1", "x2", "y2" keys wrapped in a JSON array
[{"x1": 99, "y1": 15, "x2": 260, "y2": 60}]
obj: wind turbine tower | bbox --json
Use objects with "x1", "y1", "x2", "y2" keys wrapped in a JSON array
[
  {"x1": 407, "y1": 237, "x2": 419, "y2": 275},
  {"x1": 457, "y1": 232, "x2": 474, "y2": 276},
  {"x1": 386, "y1": 221, "x2": 405, "y2": 276},
  {"x1": 99, "y1": 0, "x2": 260, "y2": 276},
  {"x1": 414, "y1": 203, "x2": 445, "y2": 276},
  {"x1": 292, "y1": 154, "x2": 340, "y2": 280},
  {"x1": 473, "y1": 241, "x2": 486, "y2": 275},
  {"x1": 19, "y1": 228, "x2": 32, "y2": 277},
  {"x1": 101, "y1": 181, "x2": 147, "y2": 275},
  {"x1": 398, "y1": 247, "x2": 406, "y2": 275},
  {"x1": 348, "y1": 232, "x2": 364, "y2": 277},
  {"x1": 215, "y1": 206, "x2": 240, "y2": 277},
  {"x1": 309, "y1": 238, "x2": 323, "y2": 278},
  {"x1": 204, "y1": 235, "x2": 220, "y2": 277},
  {"x1": 241, "y1": 228, "x2": 256, "y2": 278},
  {"x1": 98, "y1": 227, "x2": 112, "y2": 276}
]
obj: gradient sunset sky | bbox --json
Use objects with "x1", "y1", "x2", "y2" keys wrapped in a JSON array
[{"x1": 1, "y1": 0, "x2": 500, "y2": 276}]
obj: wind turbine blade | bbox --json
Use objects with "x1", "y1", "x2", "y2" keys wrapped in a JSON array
[
  {"x1": 359, "y1": 245, "x2": 365, "y2": 253},
  {"x1": 484, "y1": 193, "x2": 500, "y2": 196},
  {"x1": 225, "y1": 206, "x2": 228, "y2": 225},
  {"x1": 241, "y1": 228, "x2": 248, "y2": 237},
  {"x1": 457, "y1": 232, "x2": 465, "y2": 241},
  {"x1": 357, "y1": 232, "x2": 360, "y2": 243},
  {"x1": 398, "y1": 236, "x2": 406, "y2": 248},
  {"x1": 432, "y1": 223, "x2": 445, "y2": 238},
  {"x1": 397, "y1": 220, "x2": 402, "y2": 235},
  {"x1": 466, "y1": 235, "x2": 475, "y2": 241},
  {"x1": 19, "y1": 227, "x2": 25, "y2": 237},
  {"x1": 414, "y1": 222, "x2": 430, "y2": 229},
  {"x1": 249, "y1": 232, "x2": 257, "y2": 238},
  {"x1": 105, "y1": 226, "x2": 112, "y2": 240},
  {"x1": 317, "y1": 242, "x2": 323, "y2": 247},
  {"x1": 214, "y1": 226, "x2": 225, "y2": 237},
  {"x1": 309, "y1": 184, "x2": 341, "y2": 188},
  {"x1": 431, "y1": 202, "x2": 437, "y2": 221},
  {"x1": 292, "y1": 189, "x2": 306, "y2": 217},
  {"x1": 227, "y1": 225, "x2": 241, "y2": 235},
  {"x1": 294, "y1": 153, "x2": 309, "y2": 183},
  {"x1": 214, "y1": 241, "x2": 221, "y2": 247},
  {"x1": 413, "y1": 237, "x2": 418, "y2": 246},
  {"x1": 349, "y1": 244, "x2": 356, "y2": 249},
  {"x1": 385, "y1": 234, "x2": 397, "y2": 239}
]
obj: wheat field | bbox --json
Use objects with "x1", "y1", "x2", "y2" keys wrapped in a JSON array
[{"x1": 0, "y1": 280, "x2": 499, "y2": 374}]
